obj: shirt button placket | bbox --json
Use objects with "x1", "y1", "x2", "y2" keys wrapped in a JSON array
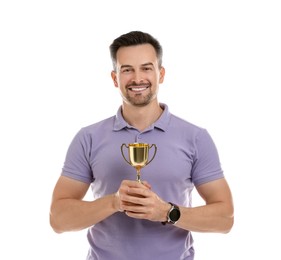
[{"x1": 136, "y1": 134, "x2": 142, "y2": 143}]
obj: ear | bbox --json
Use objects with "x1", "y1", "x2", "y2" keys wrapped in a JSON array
[
  {"x1": 111, "y1": 71, "x2": 118, "y2": 87},
  {"x1": 159, "y1": 66, "x2": 165, "y2": 83}
]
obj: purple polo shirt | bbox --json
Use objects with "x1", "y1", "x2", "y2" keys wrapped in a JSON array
[{"x1": 62, "y1": 103, "x2": 224, "y2": 260}]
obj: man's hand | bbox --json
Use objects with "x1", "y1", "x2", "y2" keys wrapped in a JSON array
[{"x1": 115, "y1": 180, "x2": 169, "y2": 223}]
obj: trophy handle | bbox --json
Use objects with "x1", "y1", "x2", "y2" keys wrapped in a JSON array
[
  {"x1": 121, "y1": 143, "x2": 131, "y2": 165},
  {"x1": 146, "y1": 144, "x2": 157, "y2": 166}
]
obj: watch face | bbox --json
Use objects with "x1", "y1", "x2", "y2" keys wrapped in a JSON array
[{"x1": 170, "y1": 208, "x2": 181, "y2": 222}]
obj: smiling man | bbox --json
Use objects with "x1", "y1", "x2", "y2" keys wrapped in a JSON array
[
  {"x1": 112, "y1": 44, "x2": 164, "y2": 108},
  {"x1": 111, "y1": 42, "x2": 165, "y2": 131},
  {"x1": 50, "y1": 31, "x2": 234, "y2": 260}
]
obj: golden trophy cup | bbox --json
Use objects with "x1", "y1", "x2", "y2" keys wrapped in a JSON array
[{"x1": 121, "y1": 143, "x2": 157, "y2": 182}]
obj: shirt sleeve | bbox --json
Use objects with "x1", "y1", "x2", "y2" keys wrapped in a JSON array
[
  {"x1": 61, "y1": 128, "x2": 94, "y2": 184},
  {"x1": 191, "y1": 129, "x2": 224, "y2": 186}
]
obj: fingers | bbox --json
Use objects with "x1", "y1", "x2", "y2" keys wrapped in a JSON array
[
  {"x1": 117, "y1": 179, "x2": 153, "y2": 213},
  {"x1": 121, "y1": 179, "x2": 151, "y2": 189},
  {"x1": 116, "y1": 180, "x2": 168, "y2": 222},
  {"x1": 141, "y1": 181, "x2": 152, "y2": 189}
]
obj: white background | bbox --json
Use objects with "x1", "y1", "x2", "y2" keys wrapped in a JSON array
[{"x1": 1, "y1": 0, "x2": 280, "y2": 259}]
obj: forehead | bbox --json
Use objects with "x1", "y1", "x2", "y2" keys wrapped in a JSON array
[{"x1": 116, "y1": 44, "x2": 158, "y2": 67}]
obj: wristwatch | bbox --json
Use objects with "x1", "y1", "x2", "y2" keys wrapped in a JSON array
[{"x1": 162, "y1": 202, "x2": 181, "y2": 225}]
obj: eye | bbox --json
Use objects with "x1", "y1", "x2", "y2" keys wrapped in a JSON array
[
  {"x1": 142, "y1": 66, "x2": 153, "y2": 71},
  {"x1": 121, "y1": 68, "x2": 133, "y2": 73}
]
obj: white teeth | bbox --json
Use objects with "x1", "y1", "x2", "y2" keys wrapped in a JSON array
[{"x1": 130, "y1": 87, "x2": 147, "y2": 91}]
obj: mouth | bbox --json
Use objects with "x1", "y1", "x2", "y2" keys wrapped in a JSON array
[
  {"x1": 127, "y1": 84, "x2": 150, "y2": 92},
  {"x1": 128, "y1": 86, "x2": 149, "y2": 92}
]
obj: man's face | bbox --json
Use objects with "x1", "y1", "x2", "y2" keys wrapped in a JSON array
[{"x1": 111, "y1": 44, "x2": 165, "y2": 107}]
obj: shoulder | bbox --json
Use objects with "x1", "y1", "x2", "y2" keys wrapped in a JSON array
[
  {"x1": 69, "y1": 115, "x2": 116, "y2": 147},
  {"x1": 170, "y1": 113, "x2": 202, "y2": 129},
  {"x1": 169, "y1": 112, "x2": 208, "y2": 139},
  {"x1": 160, "y1": 103, "x2": 205, "y2": 136},
  {"x1": 79, "y1": 115, "x2": 116, "y2": 135}
]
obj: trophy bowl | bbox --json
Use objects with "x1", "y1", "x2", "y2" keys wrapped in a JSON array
[{"x1": 121, "y1": 143, "x2": 157, "y2": 182}]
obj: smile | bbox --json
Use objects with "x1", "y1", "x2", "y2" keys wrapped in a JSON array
[{"x1": 128, "y1": 87, "x2": 148, "y2": 92}]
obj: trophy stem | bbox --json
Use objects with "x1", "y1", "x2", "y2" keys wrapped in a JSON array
[{"x1": 136, "y1": 166, "x2": 141, "y2": 183}]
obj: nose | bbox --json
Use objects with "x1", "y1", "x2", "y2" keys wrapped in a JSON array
[{"x1": 131, "y1": 71, "x2": 144, "y2": 84}]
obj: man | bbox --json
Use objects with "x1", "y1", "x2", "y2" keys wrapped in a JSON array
[{"x1": 50, "y1": 31, "x2": 234, "y2": 259}]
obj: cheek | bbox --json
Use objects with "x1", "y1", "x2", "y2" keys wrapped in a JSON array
[{"x1": 119, "y1": 76, "x2": 132, "y2": 87}]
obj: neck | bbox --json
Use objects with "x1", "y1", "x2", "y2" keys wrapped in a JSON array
[{"x1": 122, "y1": 101, "x2": 163, "y2": 131}]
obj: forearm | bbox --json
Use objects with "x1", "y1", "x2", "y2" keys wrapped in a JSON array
[
  {"x1": 50, "y1": 194, "x2": 118, "y2": 233},
  {"x1": 176, "y1": 202, "x2": 234, "y2": 233}
]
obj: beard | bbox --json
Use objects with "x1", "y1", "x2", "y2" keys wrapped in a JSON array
[
  {"x1": 124, "y1": 82, "x2": 155, "y2": 107},
  {"x1": 125, "y1": 88, "x2": 154, "y2": 107}
]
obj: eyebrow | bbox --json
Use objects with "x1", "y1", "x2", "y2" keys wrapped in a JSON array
[
  {"x1": 120, "y1": 62, "x2": 154, "y2": 69},
  {"x1": 141, "y1": 62, "x2": 154, "y2": 67},
  {"x1": 120, "y1": 65, "x2": 132, "y2": 70}
]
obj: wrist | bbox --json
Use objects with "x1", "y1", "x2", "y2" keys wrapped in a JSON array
[
  {"x1": 160, "y1": 202, "x2": 171, "y2": 222},
  {"x1": 161, "y1": 202, "x2": 181, "y2": 225},
  {"x1": 112, "y1": 192, "x2": 123, "y2": 212}
]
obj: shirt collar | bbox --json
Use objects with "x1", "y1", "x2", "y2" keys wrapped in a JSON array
[{"x1": 113, "y1": 103, "x2": 171, "y2": 132}]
